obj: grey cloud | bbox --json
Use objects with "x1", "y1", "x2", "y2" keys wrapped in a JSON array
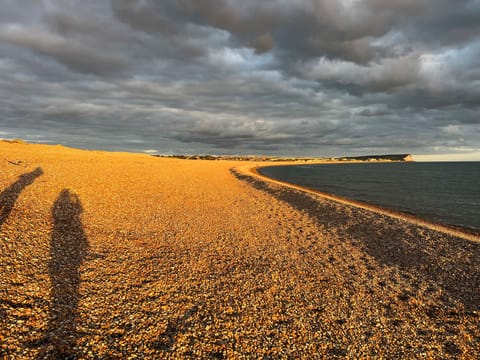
[
  {"x1": 397, "y1": 1, "x2": 480, "y2": 47},
  {"x1": 109, "y1": 0, "x2": 480, "y2": 67},
  {"x1": 355, "y1": 105, "x2": 391, "y2": 117},
  {"x1": 299, "y1": 54, "x2": 420, "y2": 91},
  {"x1": 110, "y1": 0, "x2": 181, "y2": 34},
  {"x1": 110, "y1": 0, "x2": 387, "y2": 62},
  {"x1": 250, "y1": 33, "x2": 274, "y2": 54},
  {"x1": 0, "y1": 27, "x2": 127, "y2": 74},
  {"x1": 0, "y1": 1, "x2": 131, "y2": 75}
]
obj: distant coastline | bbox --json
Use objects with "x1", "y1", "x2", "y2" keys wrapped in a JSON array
[{"x1": 154, "y1": 153, "x2": 414, "y2": 162}]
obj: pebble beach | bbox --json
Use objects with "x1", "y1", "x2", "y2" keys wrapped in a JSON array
[{"x1": 1, "y1": 141, "x2": 479, "y2": 359}]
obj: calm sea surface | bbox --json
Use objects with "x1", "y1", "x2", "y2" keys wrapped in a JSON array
[{"x1": 259, "y1": 162, "x2": 480, "y2": 231}]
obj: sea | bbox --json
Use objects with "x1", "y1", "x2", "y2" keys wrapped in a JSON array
[{"x1": 258, "y1": 162, "x2": 480, "y2": 231}]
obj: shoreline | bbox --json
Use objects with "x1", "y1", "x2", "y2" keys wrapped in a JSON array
[
  {"x1": 241, "y1": 164, "x2": 480, "y2": 243},
  {"x1": 232, "y1": 165, "x2": 480, "y2": 310}
]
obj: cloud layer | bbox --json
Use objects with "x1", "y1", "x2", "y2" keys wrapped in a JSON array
[{"x1": 1, "y1": 0, "x2": 479, "y2": 157}]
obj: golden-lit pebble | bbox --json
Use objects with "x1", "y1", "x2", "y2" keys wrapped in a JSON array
[{"x1": 1, "y1": 141, "x2": 479, "y2": 359}]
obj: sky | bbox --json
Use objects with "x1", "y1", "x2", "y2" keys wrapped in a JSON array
[{"x1": 0, "y1": 0, "x2": 479, "y2": 159}]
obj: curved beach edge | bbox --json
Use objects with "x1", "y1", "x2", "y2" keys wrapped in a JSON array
[{"x1": 234, "y1": 163, "x2": 480, "y2": 243}]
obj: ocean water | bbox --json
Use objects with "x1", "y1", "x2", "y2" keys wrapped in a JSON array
[{"x1": 259, "y1": 162, "x2": 480, "y2": 231}]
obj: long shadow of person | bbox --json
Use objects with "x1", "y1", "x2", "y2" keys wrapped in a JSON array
[
  {"x1": 0, "y1": 167, "x2": 43, "y2": 230},
  {"x1": 38, "y1": 189, "x2": 89, "y2": 359}
]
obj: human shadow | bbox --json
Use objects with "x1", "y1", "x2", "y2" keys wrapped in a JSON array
[
  {"x1": 0, "y1": 167, "x2": 43, "y2": 230},
  {"x1": 38, "y1": 189, "x2": 89, "y2": 359},
  {"x1": 232, "y1": 170, "x2": 480, "y2": 311}
]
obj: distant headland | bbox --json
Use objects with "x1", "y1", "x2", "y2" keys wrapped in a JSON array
[{"x1": 335, "y1": 154, "x2": 413, "y2": 162}]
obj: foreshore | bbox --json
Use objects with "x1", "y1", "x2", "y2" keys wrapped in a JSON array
[
  {"x1": 249, "y1": 165, "x2": 480, "y2": 243},
  {"x1": 1, "y1": 142, "x2": 479, "y2": 358}
]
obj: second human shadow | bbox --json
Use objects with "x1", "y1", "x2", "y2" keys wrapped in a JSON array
[
  {"x1": 38, "y1": 189, "x2": 89, "y2": 359},
  {"x1": 0, "y1": 167, "x2": 43, "y2": 230}
]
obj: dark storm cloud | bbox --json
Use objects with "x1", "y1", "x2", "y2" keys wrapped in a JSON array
[
  {"x1": 110, "y1": 0, "x2": 394, "y2": 63},
  {"x1": 0, "y1": 0, "x2": 479, "y2": 158}
]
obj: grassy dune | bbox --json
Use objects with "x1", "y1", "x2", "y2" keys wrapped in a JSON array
[{"x1": 1, "y1": 141, "x2": 479, "y2": 358}]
